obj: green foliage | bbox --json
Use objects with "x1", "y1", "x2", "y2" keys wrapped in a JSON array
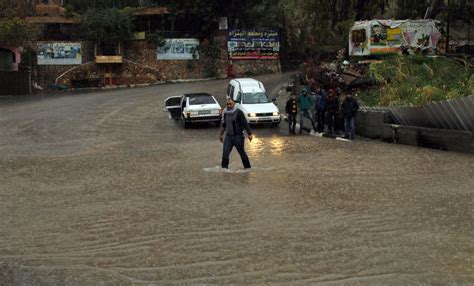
[
  {"x1": 198, "y1": 39, "x2": 221, "y2": 78},
  {"x1": 186, "y1": 47, "x2": 198, "y2": 71},
  {"x1": 63, "y1": 5, "x2": 80, "y2": 18},
  {"x1": 145, "y1": 31, "x2": 165, "y2": 47},
  {"x1": 81, "y1": 8, "x2": 135, "y2": 44},
  {"x1": 0, "y1": 17, "x2": 36, "y2": 46},
  {"x1": 395, "y1": 0, "x2": 430, "y2": 19},
  {"x1": 281, "y1": 0, "x2": 388, "y2": 60},
  {"x1": 361, "y1": 56, "x2": 472, "y2": 106},
  {"x1": 19, "y1": 47, "x2": 36, "y2": 68}
]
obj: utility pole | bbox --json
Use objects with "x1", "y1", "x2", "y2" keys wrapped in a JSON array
[
  {"x1": 468, "y1": 7, "x2": 471, "y2": 54},
  {"x1": 445, "y1": 0, "x2": 450, "y2": 53}
]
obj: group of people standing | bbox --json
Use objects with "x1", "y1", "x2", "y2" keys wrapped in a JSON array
[
  {"x1": 285, "y1": 87, "x2": 359, "y2": 139},
  {"x1": 218, "y1": 88, "x2": 360, "y2": 170}
]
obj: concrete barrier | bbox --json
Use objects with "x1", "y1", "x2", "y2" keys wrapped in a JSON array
[
  {"x1": 356, "y1": 110, "x2": 473, "y2": 153},
  {"x1": 356, "y1": 110, "x2": 390, "y2": 139},
  {"x1": 381, "y1": 124, "x2": 473, "y2": 153}
]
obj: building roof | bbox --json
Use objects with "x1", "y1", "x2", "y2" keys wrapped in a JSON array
[
  {"x1": 25, "y1": 16, "x2": 81, "y2": 24},
  {"x1": 133, "y1": 7, "x2": 169, "y2": 16}
]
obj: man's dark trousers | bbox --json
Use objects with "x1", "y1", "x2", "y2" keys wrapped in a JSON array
[
  {"x1": 288, "y1": 113, "x2": 297, "y2": 133},
  {"x1": 316, "y1": 110, "x2": 326, "y2": 132},
  {"x1": 221, "y1": 134, "x2": 251, "y2": 169}
]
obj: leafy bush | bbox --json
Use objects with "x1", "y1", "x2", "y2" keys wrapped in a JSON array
[
  {"x1": 146, "y1": 31, "x2": 165, "y2": 47},
  {"x1": 0, "y1": 17, "x2": 36, "y2": 46},
  {"x1": 198, "y1": 39, "x2": 221, "y2": 78},
  {"x1": 81, "y1": 8, "x2": 135, "y2": 44},
  {"x1": 363, "y1": 56, "x2": 472, "y2": 106}
]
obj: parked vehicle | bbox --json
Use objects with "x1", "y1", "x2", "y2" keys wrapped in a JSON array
[
  {"x1": 164, "y1": 93, "x2": 222, "y2": 128},
  {"x1": 226, "y1": 78, "x2": 280, "y2": 126}
]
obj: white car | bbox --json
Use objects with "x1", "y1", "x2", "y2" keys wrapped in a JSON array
[
  {"x1": 226, "y1": 78, "x2": 280, "y2": 126},
  {"x1": 164, "y1": 93, "x2": 222, "y2": 128}
]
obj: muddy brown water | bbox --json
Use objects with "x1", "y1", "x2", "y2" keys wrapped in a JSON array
[{"x1": 0, "y1": 74, "x2": 473, "y2": 285}]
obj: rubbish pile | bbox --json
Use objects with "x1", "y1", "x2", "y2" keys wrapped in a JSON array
[{"x1": 298, "y1": 58, "x2": 376, "y2": 90}]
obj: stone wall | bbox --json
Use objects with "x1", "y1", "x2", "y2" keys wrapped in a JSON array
[
  {"x1": 33, "y1": 35, "x2": 281, "y2": 90},
  {"x1": 231, "y1": 59, "x2": 281, "y2": 77},
  {"x1": 34, "y1": 41, "x2": 95, "y2": 89},
  {"x1": 125, "y1": 41, "x2": 208, "y2": 80}
]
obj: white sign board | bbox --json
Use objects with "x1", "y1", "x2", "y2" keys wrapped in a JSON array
[
  {"x1": 37, "y1": 43, "x2": 82, "y2": 65},
  {"x1": 349, "y1": 20, "x2": 441, "y2": 56},
  {"x1": 157, "y1": 39, "x2": 199, "y2": 60}
]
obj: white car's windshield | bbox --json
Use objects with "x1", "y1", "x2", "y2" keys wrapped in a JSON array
[
  {"x1": 242, "y1": 92, "x2": 271, "y2": 104},
  {"x1": 188, "y1": 95, "x2": 215, "y2": 105}
]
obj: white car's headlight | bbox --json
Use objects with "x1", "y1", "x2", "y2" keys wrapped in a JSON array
[
  {"x1": 273, "y1": 112, "x2": 279, "y2": 116},
  {"x1": 211, "y1": 109, "x2": 220, "y2": 114},
  {"x1": 248, "y1": 113, "x2": 257, "y2": 117}
]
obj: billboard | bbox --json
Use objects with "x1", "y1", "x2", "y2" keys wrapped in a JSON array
[
  {"x1": 349, "y1": 20, "x2": 441, "y2": 56},
  {"x1": 228, "y1": 29, "x2": 280, "y2": 60},
  {"x1": 157, "y1": 39, "x2": 199, "y2": 60},
  {"x1": 37, "y1": 43, "x2": 82, "y2": 65}
]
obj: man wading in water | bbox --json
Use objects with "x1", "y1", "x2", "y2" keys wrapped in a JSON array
[{"x1": 219, "y1": 98, "x2": 253, "y2": 169}]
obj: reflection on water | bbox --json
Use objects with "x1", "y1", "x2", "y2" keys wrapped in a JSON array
[
  {"x1": 269, "y1": 136, "x2": 285, "y2": 155},
  {"x1": 247, "y1": 135, "x2": 286, "y2": 157},
  {"x1": 247, "y1": 135, "x2": 263, "y2": 157},
  {"x1": 203, "y1": 166, "x2": 274, "y2": 173}
]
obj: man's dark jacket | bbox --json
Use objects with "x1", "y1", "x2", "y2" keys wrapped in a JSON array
[
  {"x1": 326, "y1": 95, "x2": 339, "y2": 113},
  {"x1": 342, "y1": 97, "x2": 359, "y2": 118},
  {"x1": 285, "y1": 98, "x2": 298, "y2": 114},
  {"x1": 222, "y1": 109, "x2": 252, "y2": 136}
]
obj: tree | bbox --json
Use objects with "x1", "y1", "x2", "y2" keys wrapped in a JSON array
[
  {"x1": 81, "y1": 8, "x2": 135, "y2": 44},
  {"x1": 281, "y1": 0, "x2": 389, "y2": 59},
  {"x1": 0, "y1": 0, "x2": 35, "y2": 18},
  {"x1": 0, "y1": 17, "x2": 36, "y2": 46}
]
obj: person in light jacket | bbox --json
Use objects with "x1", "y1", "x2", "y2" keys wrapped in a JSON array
[{"x1": 296, "y1": 89, "x2": 316, "y2": 134}]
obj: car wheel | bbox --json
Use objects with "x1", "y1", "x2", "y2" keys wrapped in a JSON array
[
  {"x1": 271, "y1": 121, "x2": 280, "y2": 128},
  {"x1": 214, "y1": 121, "x2": 221, "y2": 128},
  {"x1": 181, "y1": 117, "x2": 189, "y2": 129}
]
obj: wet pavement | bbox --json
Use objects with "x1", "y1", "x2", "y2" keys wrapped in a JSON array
[{"x1": 0, "y1": 73, "x2": 473, "y2": 285}]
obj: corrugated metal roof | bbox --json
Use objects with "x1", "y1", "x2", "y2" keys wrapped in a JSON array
[{"x1": 386, "y1": 95, "x2": 474, "y2": 131}]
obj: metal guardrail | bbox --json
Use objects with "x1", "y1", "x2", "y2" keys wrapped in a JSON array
[
  {"x1": 359, "y1": 105, "x2": 389, "y2": 112},
  {"x1": 360, "y1": 95, "x2": 474, "y2": 132}
]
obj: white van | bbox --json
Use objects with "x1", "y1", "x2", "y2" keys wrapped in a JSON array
[{"x1": 226, "y1": 78, "x2": 281, "y2": 126}]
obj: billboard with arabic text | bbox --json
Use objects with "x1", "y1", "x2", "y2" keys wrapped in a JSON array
[{"x1": 228, "y1": 29, "x2": 280, "y2": 60}]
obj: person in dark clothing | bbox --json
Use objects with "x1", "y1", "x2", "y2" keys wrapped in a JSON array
[
  {"x1": 219, "y1": 98, "x2": 253, "y2": 169},
  {"x1": 314, "y1": 88, "x2": 327, "y2": 133},
  {"x1": 285, "y1": 93, "x2": 298, "y2": 134},
  {"x1": 334, "y1": 87, "x2": 344, "y2": 134},
  {"x1": 341, "y1": 91, "x2": 359, "y2": 140},
  {"x1": 325, "y1": 89, "x2": 339, "y2": 134}
]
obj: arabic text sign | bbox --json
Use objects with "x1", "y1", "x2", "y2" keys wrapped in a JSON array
[
  {"x1": 228, "y1": 29, "x2": 280, "y2": 60},
  {"x1": 37, "y1": 43, "x2": 82, "y2": 65},
  {"x1": 157, "y1": 39, "x2": 199, "y2": 60}
]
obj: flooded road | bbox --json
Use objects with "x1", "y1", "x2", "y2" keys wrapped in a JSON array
[{"x1": 0, "y1": 74, "x2": 473, "y2": 285}]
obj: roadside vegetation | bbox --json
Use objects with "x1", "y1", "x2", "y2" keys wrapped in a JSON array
[
  {"x1": 358, "y1": 56, "x2": 473, "y2": 106},
  {"x1": 0, "y1": 0, "x2": 471, "y2": 105}
]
